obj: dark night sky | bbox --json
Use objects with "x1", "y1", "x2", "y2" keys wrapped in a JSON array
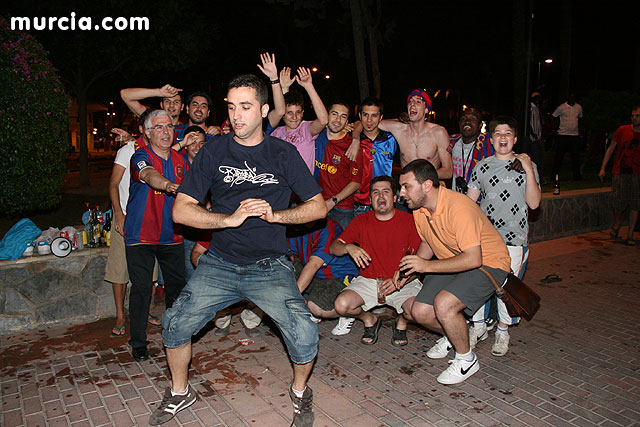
[{"x1": 4, "y1": 0, "x2": 637, "y2": 130}]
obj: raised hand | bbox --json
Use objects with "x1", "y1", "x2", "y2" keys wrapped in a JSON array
[
  {"x1": 257, "y1": 52, "x2": 278, "y2": 81},
  {"x1": 280, "y1": 66, "x2": 294, "y2": 92},
  {"x1": 158, "y1": 84, "x2": 182, "y2": 98},
  {"x1": 295, "y1": 67, "x2": 313, "y2": 88}
]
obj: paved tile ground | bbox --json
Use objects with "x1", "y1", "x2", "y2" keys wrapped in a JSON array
[{"x1": 2, "y1": 229, "x2": 640, "y2": 426}]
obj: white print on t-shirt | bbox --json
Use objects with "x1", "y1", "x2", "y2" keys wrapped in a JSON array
[{"x1": 219, "y1": 161, "x2": 279, "y2": 187}]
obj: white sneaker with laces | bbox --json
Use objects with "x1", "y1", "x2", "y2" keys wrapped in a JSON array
[
  {"x1": 437, "y1": 356, "x2": 480, "y2": 385},
  {"x1": 331, "y1": 317, "x2": 354, "y2": 335},
  {"x1": 469, "y1": 325, "x2": 488, "y2": 349},
  {"x1": 427, "y1": 336, "x2": 453, "y2": 359},
  {"x1": 492, "y1": 329, "x2": 510, "y2": 356}
]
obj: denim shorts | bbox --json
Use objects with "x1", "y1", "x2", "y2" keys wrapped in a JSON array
[{"x1": 162, "y1": 252, "x2": 318, "y2": 364}]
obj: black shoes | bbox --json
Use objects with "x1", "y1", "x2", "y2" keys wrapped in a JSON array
[{"x1": 131, "y1": 346, "x2": 149, "y2": 362}]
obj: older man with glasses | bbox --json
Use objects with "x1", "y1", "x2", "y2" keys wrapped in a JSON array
[{"x1": 124, "y1": 109, "x2": 188, "y2": 362}]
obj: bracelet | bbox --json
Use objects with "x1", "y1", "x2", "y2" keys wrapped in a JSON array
[{"x1": 270, "y1": 79, "x2": 280, "y2": 85}]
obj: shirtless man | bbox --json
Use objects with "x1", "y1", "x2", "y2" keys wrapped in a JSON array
[{"x1": 347, "y1": 89, "x2": 452, "y2": 179}]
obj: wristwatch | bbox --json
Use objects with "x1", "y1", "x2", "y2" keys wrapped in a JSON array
[{"x1": 332, "y1": 196, "x2": 339, "y2": 205}]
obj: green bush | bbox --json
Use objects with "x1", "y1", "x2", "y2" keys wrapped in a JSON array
[{"x1": 0, "y1": 18, "x2": 69, "y2": 215}]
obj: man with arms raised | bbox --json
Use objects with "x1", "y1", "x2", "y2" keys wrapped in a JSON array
[
  {"x1": 151, "y1": 74, "x2": 326, "y2": 426},
  {"x1": 399, "y1": 159, "x2": 510, "y2": 384},
  {"x1": 348, "y1": 89, "x2": 452, "y2": 179},
  {"x1": 121, "y1": 84, "x2": 183, "y2": 124}
]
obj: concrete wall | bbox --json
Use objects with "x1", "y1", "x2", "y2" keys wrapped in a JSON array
[
  {"x1": 529, "y1": 188, "x2": 613, "y2": 243},
  {"x1": 0, "y1": 248, "x2": 114, "y2": 335}
]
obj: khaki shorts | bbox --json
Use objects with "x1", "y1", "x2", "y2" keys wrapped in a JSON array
[
  {"x1": 104, "y1": 231, "x2": 158, "y2": 284},
  {"x1": 342, "y1": 276, "x2": 422, "y2": 314}
]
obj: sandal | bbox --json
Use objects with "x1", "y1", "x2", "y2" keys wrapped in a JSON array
[
  {"x1": 392, "y1": 321, "x2": 408, "y2": 347},
  {"x1": 147, "y1": 315, "x2": 161, "y2": 327},
  {"x1": 361, "y1": 318, "x2": 382, "y2": 345},
  {"x1": 540, "y1": 274, "x2": 562, "y2": 284},
  {"x1": 111, "y1": 323, "x2": 126, "y2": 337},
  {"x1": 625, "y1": 239, "x2": 636, "y2": 246},
  {"x1": 610, "y1": 226, "x2": 620, "y2": 239}
]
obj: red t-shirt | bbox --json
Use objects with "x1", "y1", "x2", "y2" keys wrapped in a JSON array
[
  {"x1": 612, "y1": 125, "x2": 640, "y2": 174},
  {"x1": 318, "y1": 134, "x2": 363, "y2": 209},
  {"x1": 338, "y1": 209, "x2": 422, "y2": 279}
]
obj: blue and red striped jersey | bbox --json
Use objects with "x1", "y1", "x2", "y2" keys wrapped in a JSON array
[
  {"x1": 288, "y1": 218, "x2": 358, "y2": 281},
  {"x1": 124, "y1": 145, "x2": 186, "y2": 245}
]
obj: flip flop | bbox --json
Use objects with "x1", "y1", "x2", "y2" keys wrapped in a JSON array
[
  {"x1": 540, "y1": 274, "x2": 562, "y2": 284},
  {"x1": 392, "y1": 321, "x2": 408, "y2": 347},
  {"x1": 610, "y1": 226, "x2": 620, "y2": 239},
  {"x1": 147, "y1": 315, "x2": 161, "y2": 327},
  {"x1": 361, "y1": 318, "x2": 382, "y2": 345},
  {"x1": 111, "y1": 323, "x2": 126, "y2": 337}
]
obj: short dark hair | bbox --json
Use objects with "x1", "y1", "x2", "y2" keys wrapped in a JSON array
[
  {"x1": 228, "y1": 74, "x2": 268, "y2": 106},
  {"x1": 284, "y1": 90, "x2": 304, "y2": 108},
  {"x1": 186, "y1": 91, "x2": 212, "y2": 108},
  {"x1": 369, "y1": 175, "x2": 396, "y2": 195},
  {"x1": 401, "y1": 159, "x2": 439, "y2": 187},
  {"x1": 329, "y1": 100, "x2": 350, "y2": 114},
  {"x1": 183, "y1": 125, "x2": 206, "y2": 138},
  {"x1": 360, "y1": 97, "x2": 383, "y2": 114},
  {"x1": 139, "y1": 109, "x2": 152, "y2": 128},
  {"x1": 488, "y1": 115, "x2": 518, "y2": 137}
]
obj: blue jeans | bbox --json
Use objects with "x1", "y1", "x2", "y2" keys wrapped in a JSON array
[
  {"x1": 183, "y1": 237, "x2": 197, "y2": 282},
  {"x1": 328, "y1": 207, "x2": 354, "y2": 230},
  {"x1": 353, "y1": 203, "x2": 371, "y2": 217},
  {"x1": 162, "y1": 252, "x2": 318, "y2": 364}
]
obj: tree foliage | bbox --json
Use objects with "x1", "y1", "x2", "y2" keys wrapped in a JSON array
[{"x1": 0, "y1": 18, "x2": 69, "y2": 214}]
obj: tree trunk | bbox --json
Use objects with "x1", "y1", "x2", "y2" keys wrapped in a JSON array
[
  {"x1": 364, "y1": 0, "x2": 382, "y2": 98},
  {"x1": 350, "y1": 0, "x2": 370, "y2": 100},
  {"x1": 78, "y1": 88, "x2": 89, "y2": 186},
  {"x1": 511, "y1": 1, "x2": 527, "y2": 126},
  {"x1": 558, "y1": 0, "x2": 572, "y2": 102}
]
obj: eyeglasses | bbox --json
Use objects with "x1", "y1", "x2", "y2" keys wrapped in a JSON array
[{"x1": 149, "y1": 124, "x2": 175, "y2": 132}]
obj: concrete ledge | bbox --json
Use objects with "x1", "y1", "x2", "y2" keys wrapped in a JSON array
[
  {"x1": 0, "y1": 247, "x2": 114, "y2": 334},
  {"x1": 529, "y1": 187, "x2": 612, "y2": 242}
]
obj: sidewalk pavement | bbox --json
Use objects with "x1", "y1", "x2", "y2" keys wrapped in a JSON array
[{"x1": 2, "y1": 229, "x2": 639, "y2": 426}]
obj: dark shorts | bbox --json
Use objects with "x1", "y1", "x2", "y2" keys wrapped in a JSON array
[
  {"x1": 415, "y1": 266, "x2": 509, "y2": 316},
  {"x1": 612, "y1": 173, "x2": 640, "y2": 211},
  {"x1": 305, "y1": 277, "x2": 346, "y2": 311}
]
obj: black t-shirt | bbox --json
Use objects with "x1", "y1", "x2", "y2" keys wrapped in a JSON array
[{"x1": 178, "y1": 133, "x2": 322, "y2": 264}]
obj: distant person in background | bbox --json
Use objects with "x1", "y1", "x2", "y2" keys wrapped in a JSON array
[
  {"x1": 551, "y1": 93, "x2": 583, "y2": 181},
  {"x1": 598, "y1": 106, "x2": 640, "y2": 246},
  {"x1": 529, "y1": 92, "x2": 545, "y2": 180}
]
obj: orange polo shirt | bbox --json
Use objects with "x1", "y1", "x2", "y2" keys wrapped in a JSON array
[{"x1": 413, "y1": 187, "x2": 510, "y2": 271}]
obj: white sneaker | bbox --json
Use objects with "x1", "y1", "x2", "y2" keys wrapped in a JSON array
[
  {"x1": 437, "y1": 356, "x2": 480, "y2": 385},
  {"x1": 309, "y1": 314, "x2": 322, "y2": 324},
  {"x1": 492, "y1": 330, "x2": 510, "y2": 356},
  {"x1": 469, "y1": 325, "x2": 488, "y2": 349},
  {"x1": 427, "y1": 336, "x2": 453, "y2": 359},
  {"x1": 331, "y1": 317, "x2": 354, "y2": 335}
]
